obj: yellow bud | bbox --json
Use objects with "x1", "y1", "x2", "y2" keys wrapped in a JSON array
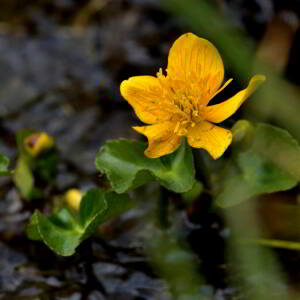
[
  {"x1": 65, "y1": 189, "x2": 82, "y2": 211},
  {"x1": 24, "y1": 132, "x2": 54, "y2": 157}
]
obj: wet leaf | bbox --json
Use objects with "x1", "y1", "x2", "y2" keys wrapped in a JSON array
[
  {"x1": 27, "y1": 189, "x2": 133, "y2": 256},
  {"x1": 95, "y1": 139, "x2": 195, "y2": 193}
]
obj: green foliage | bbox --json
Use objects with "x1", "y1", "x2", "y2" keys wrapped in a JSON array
[
  {"x1": 95, "y1": 138, "x2": 195, "y2": 193},
  {"x1": 182, "y1": 180, "x2": 204, "y2": 205},
  {"x1": 0, "y1": 153, "x2": 12, "y2": 176},
  {"x1": 35, "y1": 151, "x2": 59, "y2": 182},
  {"x1": 148, "y1": 229, "x2": 209, "y2": 300},
  {"x1": 16, "y1": 129, "x2": 35, "y2": 157},
  {"x1": 27, "y1": 189, "x2": 134, "y2": 256},
  {"x1": 14, "y1": 130, "x2": 57, "y2": 200},
  {"x1": 13, "y1": 157, "x2": 35, "y2": 199},
  {"x1": 14, "y1": 130, "x2": 37, "y2": 199},
  {"x1": 216, "y1": 122, "x2": 299, "y2": 207}
]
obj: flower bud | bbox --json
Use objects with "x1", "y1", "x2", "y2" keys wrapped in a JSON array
[
  {"x1": 65, "y1": 189, "x2": 82, "y2": 211},
  {"x1": 24, "y1": 132, "x2": 54, "y2": 157}
]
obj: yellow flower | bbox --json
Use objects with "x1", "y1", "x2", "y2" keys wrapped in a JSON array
[{"x1": 120, "y1": 33, "x2": 265, "y2": 159}]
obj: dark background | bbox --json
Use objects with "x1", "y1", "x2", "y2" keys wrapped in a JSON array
[{"x1": 1, "y1": 0, "x2": 300, "y2": 299}]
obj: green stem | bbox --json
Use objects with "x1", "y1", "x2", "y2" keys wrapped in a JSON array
[
  {"x1": 156, "y1": 187, "x2": 170, "y2": 229},
  {"x1": 242, "y1": 238, "x2": 300, "y2": 251}
]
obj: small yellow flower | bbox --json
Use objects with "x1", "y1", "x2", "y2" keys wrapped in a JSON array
[
  {"x1": 24, "y1": 132, "x2": 54, "y2": 157},
  {"x1": 120, "y1": 33, "x2": 265, "y2": 159}
]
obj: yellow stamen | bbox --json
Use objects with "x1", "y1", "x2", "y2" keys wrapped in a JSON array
[{"x1": 174, "y1": 122, "x2": 180, "y2": 134}]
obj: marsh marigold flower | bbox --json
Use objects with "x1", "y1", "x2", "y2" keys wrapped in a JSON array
[{"x1": 120, "y1": 33, "x2": 265, "y2": 159}]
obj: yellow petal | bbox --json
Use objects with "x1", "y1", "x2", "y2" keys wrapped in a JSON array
[
  {"x1": 204, "y1": 75, "x2": 266, "y2": 123},
  {"x1": 120, "y1": 76, "x2": 169, "y2": 124},
  {"x1": 187, "y1": 121, "x2": 232, "y2": 159},
  {"x1": 167, "y1": 33, "x2": 224, "y2": 100},
  {"x1": 133, "y1": 122, "x2": 181, "y2": 158}
]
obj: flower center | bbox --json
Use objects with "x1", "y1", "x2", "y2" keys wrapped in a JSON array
[{"x1": 156, "y1": 69, "x2": 209, "y2": 135}]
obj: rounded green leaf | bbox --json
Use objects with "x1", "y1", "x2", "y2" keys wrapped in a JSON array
[
  {"x1": 27, "y1": 188, "x2": 134, "y2": 256},
  {"x1": 30, "y1": 210, "x2": 82, "y2": 256},
  {"x1": 216, "y1": 122, "x2": 299, "y2": 207},
  {"x1": 95, "y1": 139, "x2": 195, "y2": 193}
]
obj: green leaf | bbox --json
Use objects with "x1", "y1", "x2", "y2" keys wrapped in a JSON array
[
  {"x1": 79, "y1": 189, "x2": 108, "y2": 239},
  {"x1": 95, "y1": 192, "x2": 135, "y2": 224},
  {"x1": 26, "y1": 211, "x2": 42, "y2": 240},
  {"x1": 30, "y1": 210, "x2": 82, "y2": 256},
  {"x1": 13, "y1": 157, "x2": 34, "y2": 199},
  {"x1": 216, "y1": 122, "x2": 299, "y2": 207},
  {"x1": 27, "y1": 188, "x2": 134, "y2": 256},
  {"x1": 14, "y1": 130, "x2": 35, "y2": 199},
  {"x1": 157, "y1": 139, "x2": 195, "y2": 193},
  {"x1": 95, "y1": 139, "x2": 195, "y2": 193},
  {"x1": 0, "y1": 153, "x2": 11, "y2": 176}
]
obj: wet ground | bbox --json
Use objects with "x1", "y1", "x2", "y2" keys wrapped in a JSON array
[{"x1": 1, "y1": 0, "x2": 300, "y2": 299}]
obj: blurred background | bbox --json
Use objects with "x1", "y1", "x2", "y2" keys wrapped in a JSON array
[{"x1": 1, "y1": 0, "x2": 300, "y2": 299}]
